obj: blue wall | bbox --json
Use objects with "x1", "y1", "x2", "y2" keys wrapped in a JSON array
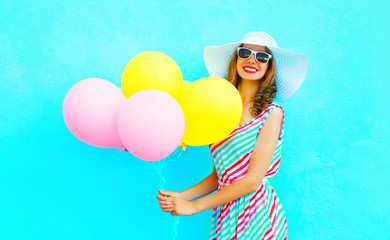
[{"x1": 1, "y1": 0, "x2": 389, "y2": 239}]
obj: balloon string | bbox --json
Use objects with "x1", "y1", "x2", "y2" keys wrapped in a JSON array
[
  {"x1": 172, "y1": 215, "x2": 180, "y2": 238},
  {"x1": 150, "y1": 147, "x2": 184, "y2": 240},
  {"x1": 150, "y1": 161, "x2": 164, "y2": 190}
]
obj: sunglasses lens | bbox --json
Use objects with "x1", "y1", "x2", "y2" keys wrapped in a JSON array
[
  {"x1": 256, "y1": 52, "x2": 270, "y2": 63},
  {"x1": 238, "y1": 48, "x2": 251, "y2": 59}
]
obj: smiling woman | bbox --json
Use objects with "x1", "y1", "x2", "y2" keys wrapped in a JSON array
[{"x1": 157, "y1": 31, "x2": 308, "y2": 239}]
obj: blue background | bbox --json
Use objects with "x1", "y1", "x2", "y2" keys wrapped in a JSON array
[{"x1": 1, "y1": 0, "x2": 389, "y2": 239}]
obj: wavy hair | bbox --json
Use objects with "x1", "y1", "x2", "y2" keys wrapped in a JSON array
[{"x1": 227, "y1": 46, "x2": 277, "y2": 117}]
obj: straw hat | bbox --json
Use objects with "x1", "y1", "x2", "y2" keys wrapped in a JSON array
[{"x1": 204, "y1": 31, "x2": 308, "y2": 101}]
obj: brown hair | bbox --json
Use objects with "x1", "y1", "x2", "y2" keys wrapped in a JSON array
[{"x1": 227, "y1": 46, "x2": 277, "y2": 117}]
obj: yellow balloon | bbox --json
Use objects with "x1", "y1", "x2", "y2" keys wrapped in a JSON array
[
  {"x1": 183, "y1": 80, "x2": 192, "y2": 90},
  {"x1": 176, "y1": 80, "x2": 193, "y2": 107},
  {"x1": 181, "y1": 76, "x2": 242, "y2": 146},
  {"x1": 121, "y1": 51, "x2": 183, "y2": 99}
]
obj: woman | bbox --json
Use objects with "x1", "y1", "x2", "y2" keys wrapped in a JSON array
[{"x1": 157, "y1": 31, "x2": 308, "y2": 239}]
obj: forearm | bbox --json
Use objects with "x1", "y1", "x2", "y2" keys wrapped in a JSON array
[
  {"x1": 180, "y1": 171, "x2": 219, "y2": 201},
  {"x1": 193, "y1": 177, "x2": 257, "y2": 213}
]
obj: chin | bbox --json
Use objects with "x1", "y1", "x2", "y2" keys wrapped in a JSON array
[
  {"x1": 240, "y1": 74, "x2": 263, "y2": 81},
  {"x1": 238, "y1": 70, "x2": 264, "y2": 81}
]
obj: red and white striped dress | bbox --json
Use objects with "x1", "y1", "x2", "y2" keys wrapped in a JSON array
[{"x1": 209, "y1": 103, "x2": 288, "y2": 240}]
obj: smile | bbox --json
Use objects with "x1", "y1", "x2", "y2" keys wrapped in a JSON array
[{"x1": 243, "y1": 66, "x2": 258, "y2": 73}]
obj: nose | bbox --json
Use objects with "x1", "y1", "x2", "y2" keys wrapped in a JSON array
[{"x1": 248, "y1": 53, "x2": 256, "y2": 63}]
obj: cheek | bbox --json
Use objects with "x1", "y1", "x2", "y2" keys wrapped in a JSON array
[
  {"x1": 259, "y1": 67, "x2": 267, "y2": 75},
  {"x1": 236, "y1": 59, "x2": 244, "y2": 68},
  {"x1": 259, "y1": 64, "x2": 269, "y2": 75},
  {"x1": 236, "y1": 61, "x2": 244, "y2": 74}
]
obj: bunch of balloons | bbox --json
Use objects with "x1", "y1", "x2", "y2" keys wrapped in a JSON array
[{"x1": 63, "y1": 51, "x2": 242, "y2": 161}]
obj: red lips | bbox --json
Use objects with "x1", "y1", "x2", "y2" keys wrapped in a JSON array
[{"x1": 243, "y1": 66, "x2": 259, "y2": 73}]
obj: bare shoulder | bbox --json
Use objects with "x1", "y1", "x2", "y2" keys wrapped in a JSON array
[
  {"x1": 266, "y1": 106, "x2": 284, "y2": 122},
  {"x1": 258, "y1": 106, "x2": 284, "y2": 140}
]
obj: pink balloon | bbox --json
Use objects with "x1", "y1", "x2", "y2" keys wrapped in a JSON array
[
  {"x1": 63, "y1": 78, "x2": 125, "y2": 149},
  {"x1": 117, "y1": 90, "x2": 185, "y2": 161}
]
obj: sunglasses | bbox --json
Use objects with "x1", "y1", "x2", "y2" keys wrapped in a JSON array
[{"x1": 237, "y1": 47, "x2": 272, "y2": 64}]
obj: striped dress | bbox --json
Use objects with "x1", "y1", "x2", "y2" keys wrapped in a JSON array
[{"x1": 209, "y1": 103, "x2": 288, "y2": 240}]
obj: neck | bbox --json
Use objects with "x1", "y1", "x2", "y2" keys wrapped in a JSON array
[{"x1": 237, "y1": 78, "x2": 260, "y2": 103}]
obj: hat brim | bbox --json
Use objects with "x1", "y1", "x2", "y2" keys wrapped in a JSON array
[{"x1": 204, "y1": 42, "x2": 308, "y2": 101}]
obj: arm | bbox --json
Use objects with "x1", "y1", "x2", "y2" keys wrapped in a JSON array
[
  {"x1": 180, "y1": 167, "x2": 219, "y2": 200},
  {"x1": 168, "y1": 107, "x2": 284, "y2": 215}
]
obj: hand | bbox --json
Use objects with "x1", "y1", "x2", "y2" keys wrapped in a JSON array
[
  {"x1": 170, "y1": 197, "x2": 198, "y2": 216},
  {"x1": 156, "y1": 189, "x2": 184, "y2": 213},
  {"x1": 156, "y1": 190, "x2": 198, "y2": 215}
]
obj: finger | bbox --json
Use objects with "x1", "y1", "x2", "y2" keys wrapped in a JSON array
[
  {"x1": 163, "y1": 197, "x2": 174, "y2": 202},
  {"x1": 158, "y1": 189, "x2": 165, "y2": 195},
  {"x1": 160, "y1": 190, "x2": 175, "y2": 197},
  {"x1": 160, "y1": 205, "x2": 173, "y2": 210},
  {"x1": 159, "y1": 205, "x2": 172, "y2": 210},
  {"x1": 159, "y1": 203, "x2": 170, "y2": 209},
  {"x1": 160, "y1": 206, "x2": 174, "y2": 211},
  {"x1": 159, "y1": 200, "x2": 172, "y2": 205},
  {"x1": 157, "y1": 194, "x2": 173, "y2": 200},
  {"x1": 160, "y1": 203, "x2": 173, "y2": 208},
  {"x1": 162, "y1": 207, "x2": 173, "y2": 212},
  {"x1": 159, "y1": 203, "x2": 173, "y2": 209},
  {"x1": 156, "y1": 194, "x2": 167, "y2": 200},
  {"x1": 157, "y1": 191, "x2": 173, "y2": 200},
  {"x1": 159, "y1": 189, "x2": 170, "y2": 197}
]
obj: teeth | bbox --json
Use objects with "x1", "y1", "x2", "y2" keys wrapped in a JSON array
[{"x1": 244, "y1": 67, "x2": 257, "y2": 72}]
